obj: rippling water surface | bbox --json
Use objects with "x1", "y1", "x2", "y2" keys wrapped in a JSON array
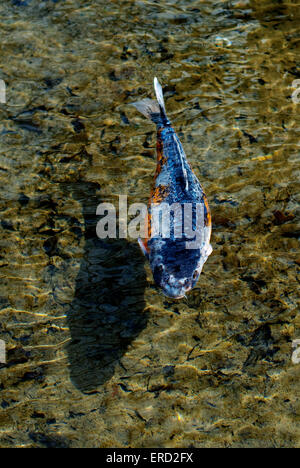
[{"x1": 0, "y1": 0, "x2": 299, "y2": 448}]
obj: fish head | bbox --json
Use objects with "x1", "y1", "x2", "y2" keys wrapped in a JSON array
[{"x1": 150, "y1": 239, "x2": 213, "y2": 299}]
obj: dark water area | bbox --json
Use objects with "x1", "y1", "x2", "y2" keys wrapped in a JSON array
[{"x1": 0, "y1": 0, "x2": 299, "y2": 448}]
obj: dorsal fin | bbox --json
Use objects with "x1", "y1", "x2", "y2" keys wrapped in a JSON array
[
  {"x1": 154, "y1": 78, "x2": 189, "y2": 192},
  {"x1": 173, "y1": 134, "x2": 189, "y2": 192}
]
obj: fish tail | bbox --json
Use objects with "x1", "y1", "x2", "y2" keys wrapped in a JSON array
[{"x1": 131, "y1": 77, "x2": 169, "y2": 126}]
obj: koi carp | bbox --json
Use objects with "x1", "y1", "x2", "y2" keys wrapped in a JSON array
[{"x1": 132, "y1": 78, "x2": 212, "y2": 299}]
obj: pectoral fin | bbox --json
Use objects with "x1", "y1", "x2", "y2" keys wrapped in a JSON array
[
  {"x1": 207, "y1": 244, "x2": 213, "y2": 256},
  {"x1": 138, "y1": 237, "x2": 149, "y2": 260}
]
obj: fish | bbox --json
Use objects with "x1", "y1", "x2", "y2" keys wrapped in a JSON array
[{"x1": 132, "y1": 77, "x2": 212, "y2": 299}]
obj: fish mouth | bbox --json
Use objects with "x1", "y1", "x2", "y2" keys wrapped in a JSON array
[{"x1": 161, "y1": 283, "x2": 190, "y2": 299}]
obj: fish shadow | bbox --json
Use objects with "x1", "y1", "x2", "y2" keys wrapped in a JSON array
[{"x1": 65, "y1": 182, "x2": 148, "y2": 392}]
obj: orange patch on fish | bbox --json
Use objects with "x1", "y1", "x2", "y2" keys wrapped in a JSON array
[
  {"x1": 204, "y1": 195, "x2": 211, "y2": 227},
  {"x1": 151, "y1": 185, "x2": 169, "y2": 204}
]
